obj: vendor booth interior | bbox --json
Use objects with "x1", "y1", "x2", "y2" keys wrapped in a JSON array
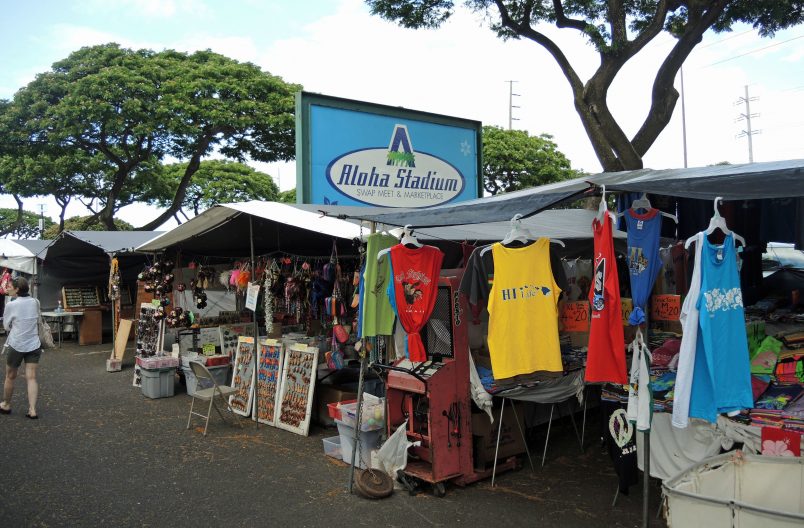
[{"x1": 127, "y1": 160, "x2": 803, "y2": 520}]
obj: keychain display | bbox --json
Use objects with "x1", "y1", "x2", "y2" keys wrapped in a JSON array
[
  {"x1": 276, "y1": 343, "x2": 319, "y2": 436},
  {"x1": 254, "y1": 339, "x2": 285, "y2": 426},
  {"x1": 219, "y1": 323, "x2": 254, "y2": 361},
  {"x1": 229, "y1": 336, "x2": 255, "y2": 417}
]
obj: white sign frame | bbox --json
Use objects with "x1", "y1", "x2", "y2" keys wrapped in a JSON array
[
  {"x1": 275, "y1": 343, "x2": 319, "y2": 436},
  {"x1": 229, "y1": 336, "x2": 255, "y2": 417},
  {"x1": 252, "y1": 339, "x2": 285, "y2": 426}
]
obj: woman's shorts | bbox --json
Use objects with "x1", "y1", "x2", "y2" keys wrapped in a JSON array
[{"x1": 6, "y1": 347, "x2": 42, "y2": 368}]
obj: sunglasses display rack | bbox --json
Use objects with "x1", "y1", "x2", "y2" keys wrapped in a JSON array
[
  {"x1": 253, "y1": 339, "x2": 285, "y2": 426},
  {"x1": 219, "y1": 323, "x2": 254, "y2": 361},
  {"x1": 229, "y1": 336, "x2": 255, "y2": 417},
  {"x1": 275, "y1": 342, "x2": 319, "y2": 436}
]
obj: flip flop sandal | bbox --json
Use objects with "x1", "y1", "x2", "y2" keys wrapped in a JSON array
[
  {"x1": 25, "y1": 413, "x2": 38, "y2": 420},
  {"x1": 0, "y1": 407, "x2": 10, "y2": 415}
]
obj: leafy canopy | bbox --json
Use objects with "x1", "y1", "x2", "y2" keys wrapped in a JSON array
[
  {"x1": 482, "y1": 126, "x2": 575, "y2": 195},
  {"x1": 0, "y1": 209, "x2": 56, "y2": 239}
]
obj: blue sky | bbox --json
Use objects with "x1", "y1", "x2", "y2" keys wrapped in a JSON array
[{"x1": 1, "y1": 0, "x2": 803, "y2": 228}]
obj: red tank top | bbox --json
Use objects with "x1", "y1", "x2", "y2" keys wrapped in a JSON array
[{"x1": 586, "y1": 213, "x2": 627, "y2": 384}]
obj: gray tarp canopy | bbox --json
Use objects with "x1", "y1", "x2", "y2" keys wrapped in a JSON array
[{"x1": 348, "y1": 159, "x2": 804, "y2": 228}]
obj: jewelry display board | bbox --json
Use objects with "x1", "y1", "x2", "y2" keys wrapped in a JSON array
[
  {"x1": 229, "y1": 336, "x2": 255, "y2": 417},
  {"x1": 133, "y1": 304, "x2": 165, "y2": 387},
  {"x1": 219, "y1": 323, "x2": 255, "y2": 361},
  {"x1": 253, "y1": 339, "x2": 285, "y2": 426},
  {"x1": 275, "y1": 343, "x2": 319, "y2": 436},
  {"x1": 62, "y1": 285, "x2": 101, "y2": 309}
]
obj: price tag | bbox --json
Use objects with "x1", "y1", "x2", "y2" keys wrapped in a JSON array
[
  {"x1": 202, "y1": 342, "x2": 216, "y2": 356},
  {"x1": 621, "y1": 298, "x2": 633, "y2": 325},
  {"x1": 651, "y1": 294, "x2": 681, "y2": 321},
  {"x1": 560, "y1": 301, "x2": 590, "y2": 332},
  {"x1": 245, "y1": 282, "x2": 260, "y2": 311}
]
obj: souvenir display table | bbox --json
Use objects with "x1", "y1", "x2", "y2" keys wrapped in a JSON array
[{"x1": 41, "y1": 311, "x2": 84, "y2": 348}]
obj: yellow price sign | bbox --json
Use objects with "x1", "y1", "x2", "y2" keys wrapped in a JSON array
[{"x1": 621, "y1": 298, "x2": 633, "y2": 325}]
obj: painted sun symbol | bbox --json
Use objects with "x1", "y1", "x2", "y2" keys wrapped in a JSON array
[{"x1": 460, "y1": 139, "x2": 471, "y2": 156}]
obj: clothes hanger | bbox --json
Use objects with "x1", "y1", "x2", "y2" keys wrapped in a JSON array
[
  {"x1": 595, "y1": 184, "x2": 617, "y2": 224},
  {"x1": 616, "y1": 192, "x2": 678, "y2": 224},
  {"x1": 480, "y1": 214, "x2": 564, "y2": 256},
  {"x1": 696, "y1": 196, "x2": 746, "y2": 248},
  {"x1": 377, "y1": 225, "x2": 422, "y2": 261}
]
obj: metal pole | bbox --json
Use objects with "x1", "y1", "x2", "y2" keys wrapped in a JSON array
[
  {"x1": 680, "y1": 67, "x2": 688, "y2": 168},
  {"x1": 250, "y1": 216, "x2": 259, "y2": 429},
  {"x1": 744, "y1": 85, "x2": 754, "y2": 163},
  {"x1": 642, "y1": 315, "x2": 651, "y2": 528}
]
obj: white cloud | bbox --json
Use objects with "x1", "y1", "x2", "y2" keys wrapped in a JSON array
[{"x1": 76, "y1": 0, "x2": 211, "y2": 19}]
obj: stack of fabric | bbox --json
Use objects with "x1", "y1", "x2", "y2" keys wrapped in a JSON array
[
  {"x1": 750, "y1": 384, "x2": 803, "y2": 428},
  {"x1": 774, "y1": 351, "x2": 804, "y2": 384},
  {"x1": 781, "y1": 394, "x2": 804, "y2": 433},
  {"x1": 650, "y1": 370, "x2": 676, "y2": 413},
  {"x1": 601, "y1": 383, "x2": 629, "y2": 405}
]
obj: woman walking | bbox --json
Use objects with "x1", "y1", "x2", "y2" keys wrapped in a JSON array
[{"x1": 0, "y1": 277, "x2": 42, "y2": 419}]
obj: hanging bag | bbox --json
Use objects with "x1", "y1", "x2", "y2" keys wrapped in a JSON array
[{"x1": 36, "y1": 300, "x2": 56, "y2": 349}]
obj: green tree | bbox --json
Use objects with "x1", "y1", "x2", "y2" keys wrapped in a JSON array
[
  {"x1": 146, "y1": 160, "x2": 280, "y2": 219},
  {"x1": 367, "y1": 1, "x2": 804, "y2": 171},
  {"x1": 482, "y1": 126, "x2": 575, "y2": 195},
  {"x1": 42, "y1": 215, "x2": 134, "y2": 239},
  {"x1": 1, "y1": 43, "x2": 300, "y2": 230},
  {"x1": 278, "y1": 188, "x2": 297, "y2": 203},
  {"x1": 0, "y1": 208, "x2": 56, "y2": 239}
]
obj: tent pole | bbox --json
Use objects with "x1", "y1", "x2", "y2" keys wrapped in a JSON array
[
  {"x1": 642, "y1": 318, "x2": 651, "y2": 528},
  {"x1": 250, "y1": 215, "x2": 259, "y2": 430},
  {"x1": 109, "y1": 253, "x2": 116, "y2": 352}
]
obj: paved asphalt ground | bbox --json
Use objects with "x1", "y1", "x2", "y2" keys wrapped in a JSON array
[{"x1": 0, "y1": 342, "x2": 665, "y2": 527}]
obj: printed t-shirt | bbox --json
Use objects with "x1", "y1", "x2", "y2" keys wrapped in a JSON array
[
  {"x1": 624, "y1": 208, "x2": 663, "y2": 325},
  {"x1": 587, "y1": 213, "x2": 627, "y2": 384},
  {"x1": 485, "y1": 239, "x2": 563, "y2": 378},
  {"x1": 361, "y1": 233, "x2": 397, "y2": 337},
  {"x1": 689, "y1": 234, "x2": 754, "y2": 423},
  {"x1": 387, "y1": 244, "x2": 444, "y2": 362}
]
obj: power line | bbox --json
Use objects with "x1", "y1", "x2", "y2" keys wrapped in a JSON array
[
  {"x1": 705, "y1": 34, "x2": 804, "y2": 66},
  {"x1": 698, "y1": 28, "x2": 755, "y2": 49}
]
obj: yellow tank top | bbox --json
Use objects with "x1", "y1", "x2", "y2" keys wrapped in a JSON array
[{"x1": 488, "y1": 238, "x2": 563, "y2": 378}]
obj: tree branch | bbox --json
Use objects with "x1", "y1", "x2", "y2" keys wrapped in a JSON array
[
  {"x1": 608, "y1": 0, "x2": 627, "y2": 46},
  {"x1": 632, "y1": 0, "x2": 730, "y2": 156}
]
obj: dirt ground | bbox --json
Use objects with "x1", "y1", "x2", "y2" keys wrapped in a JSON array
[{"x1": 0, "y1": 342, "x2": 666, "y2": 527}]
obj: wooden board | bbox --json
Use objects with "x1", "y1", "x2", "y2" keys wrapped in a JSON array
[
  {"x1": 112, "y1": 319, "x2": 133, "y2": 360},
  {"x1": 275, "y1": 343, "x2": 318, "y2": 436},
  {"x1": 253, "y1": 339, "x2": 285, "y2": 426},
  {"x1": 229, "y1": 336, "x2": 255, "y2": 417}
]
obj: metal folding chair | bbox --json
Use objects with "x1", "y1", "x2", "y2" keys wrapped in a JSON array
[{"x1": 186, "y1": 361, "x2": 241, "y2": 436}]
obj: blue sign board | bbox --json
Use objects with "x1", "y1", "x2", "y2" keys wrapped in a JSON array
[{"x1": 296, "y1": 92, "x2": 481, "y2": 207}]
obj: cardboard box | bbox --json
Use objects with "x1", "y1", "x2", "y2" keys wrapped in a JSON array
[
  {"x1": 313, "y1": 384, "x2": 357, "y2": 427},
  {"x1": 472, "y1": 402, "x2": 527, "y2": 469}
]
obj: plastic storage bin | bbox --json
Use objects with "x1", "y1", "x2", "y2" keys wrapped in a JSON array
[
  {"x1": 338, "y1": 397, "x2": 385, "y2": 431},
  {"x1": 141, "y1": 367, "x2": 175, "y2": 399},
  {"x1": 336, "y1": 419, "x2": 383, "y2": 469},
  {"x1": 182, "y1": 364, "x2": 230, "y2": 396},
  {"x1": 322, "y1": 435, "x2": 342, "y2": 460}
]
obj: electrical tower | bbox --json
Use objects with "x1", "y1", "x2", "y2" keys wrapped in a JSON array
[
  {"x1": 506, "y1": 80, "x2": 520, "y2": 130},
  {"x1": 735, "y1": 85, "x2": 760, "y2": 163}
]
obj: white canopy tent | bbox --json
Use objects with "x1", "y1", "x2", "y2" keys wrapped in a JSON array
[{"x1": 0, "y1": 239, "x2": 49, "y2": 274}]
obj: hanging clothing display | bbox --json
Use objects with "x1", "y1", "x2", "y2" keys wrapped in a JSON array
[
  {"x1": 672, "y1": 232, "x2": 703, "y2": 429},
  {"x1": 387, "y1": 244, "x2": 444, "y2": 362},
  {"x1": 486, "y1": 239, "x2": 563, "y2": 378},
  {"x1": 626, "y1": 329, "x2": 652, "y2": 431},
  {"x1": 624, "y1": 208, "x2": 663, "y2": 325},
  {"x1": 586, "y1": 213, "x2": 627, "y2": 384},
  {"x1": 361, "y1": 233, "x2": 397, "y2": 337},
  {"x1": 689, "y1": 234, "x2": 754, "y2": 424}
]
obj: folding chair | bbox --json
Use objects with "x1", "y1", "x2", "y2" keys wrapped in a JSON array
[{"x1": 186, "y1": 361, "x2": 241, "y2": 436}]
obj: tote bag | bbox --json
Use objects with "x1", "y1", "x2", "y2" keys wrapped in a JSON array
[{"x1": 38, "y1": 317, "x2": 56, "y2": 349}]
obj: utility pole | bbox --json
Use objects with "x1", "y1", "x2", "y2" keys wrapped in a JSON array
[
  {"x1": 37, "y1": 203, "x2": 46, "y2": 239},
  {"x1": 680, "y1": 67, "x2": 688, "y2": 168},
  {"x1": 736, "y1": 85, "x2": 760, "y2": 163},
  {"x1": 506, "y1": 80, "x2": 520, "y2": 130}
]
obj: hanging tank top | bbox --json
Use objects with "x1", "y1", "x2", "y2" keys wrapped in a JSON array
[
  {"x1": 586, "y1": 213, "x2": 627, "y2": 384},
  {"x1": 689, "y1": 234, "x2": 753, "y2": 423},
  {"x1": 487, "y1": 238, "x2": 563, "y2": 378},
  {"x1": 624, "y1": 208, "x2": 663, "y2": 325}
]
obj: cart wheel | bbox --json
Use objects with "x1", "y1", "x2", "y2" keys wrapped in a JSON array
[{"x1": 433, "y1": 482, "x2": 446, "y2": 498}]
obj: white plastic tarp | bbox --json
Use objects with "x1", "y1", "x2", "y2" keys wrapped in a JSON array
[
  {"x1": 0, "y1": 239, "x2": 42, "y2": 274},
  {"x1": 137, "y1": 201, "x2": 364, "y2": 253}
]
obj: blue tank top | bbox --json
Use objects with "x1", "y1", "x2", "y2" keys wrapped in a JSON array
[
  {"x1": 624, "y1": 209, "x2": 662, "y2": 325},
  {"x1": 688, "y1": 234, "x2": 753, "y2": 423}
]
